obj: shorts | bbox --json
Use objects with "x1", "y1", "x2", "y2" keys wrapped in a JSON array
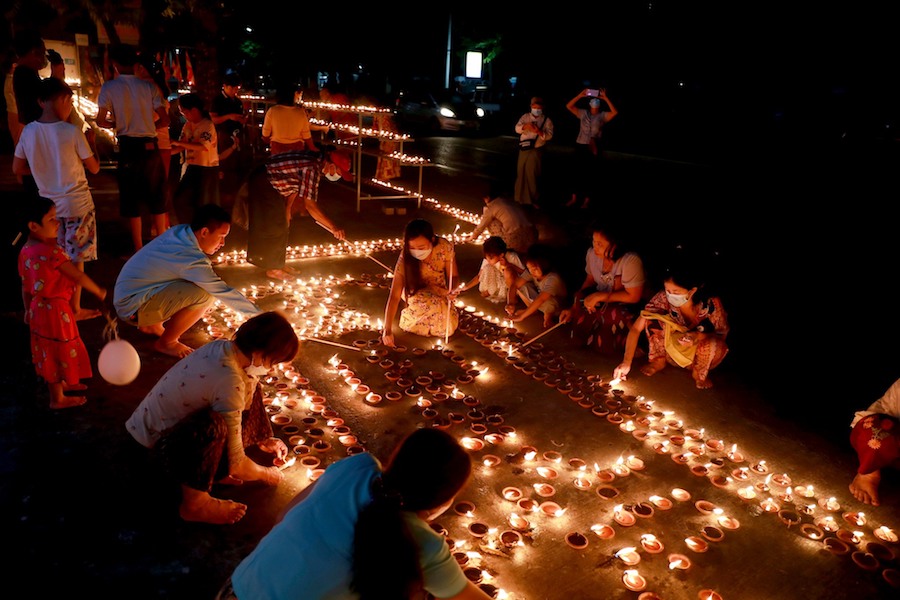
[
  {"x1": 57, "y1": 210, "x2": 98, "y2": 263},
  {"x1": 130, "y1": 280, "x2": 214, "y2": 327},
  {"x1": 116, "y1": 136, "x2": 167, "y2": 218}
]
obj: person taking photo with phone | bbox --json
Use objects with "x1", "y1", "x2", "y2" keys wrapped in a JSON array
[{"x1": 565, "y1": 87, "x2": 618, "y2": 210}]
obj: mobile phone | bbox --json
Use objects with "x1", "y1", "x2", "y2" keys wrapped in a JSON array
[{"x1": 586, "y1": 89, "x2": 599, "y2": 97}]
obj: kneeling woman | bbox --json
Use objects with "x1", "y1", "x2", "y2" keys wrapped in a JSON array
[
  {"x1": 382, "y1": 219, "x2": 459, "y2": 347},
  {"x1": 613, "y1": 261, "x2": 729, "y2": 389}
]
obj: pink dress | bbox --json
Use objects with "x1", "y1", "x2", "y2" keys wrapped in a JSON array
[{"x1": 18, "y1": 239, "x2": 92, "y2": 385}]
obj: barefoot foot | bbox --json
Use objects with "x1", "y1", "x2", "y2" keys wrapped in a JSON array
[
  {"x1": 265, "y1": 269, "x2": 293, "y2": 281},
  {"x1": 180, "y1": 494, "x2": 248, "y2": 524},
  {"x1": 640, "y1": 359, "x2": 667, "y2": 377},
  {"x1": 139, "y1": 323, "x2": 166, "y2": 337},
  {"x1": 50, "y1": 395, "x2": 87, "y2": 409},
  {"x1": 154, "y1": 339, "x2": 194, "y2": 358},
  {"x1": 849, "y1": 471, "x2": 881, "y2": 506},
  {"x1": 694, "y1": 378, "x2": 714, "y2": 389}
]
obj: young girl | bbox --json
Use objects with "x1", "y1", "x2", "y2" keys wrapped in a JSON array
[
  {"x1": 507, "y1": 244, "x2": 567, "y2": 328},
  {"x1": 18, "y1": 196, "x2": 107, "y2": 409},
  {"x1": 172, "y1": 92, "x2": 220, "y2": 223}
]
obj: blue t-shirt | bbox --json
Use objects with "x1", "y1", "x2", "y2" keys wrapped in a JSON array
[{"x1": 231, "y1": 453, "x2": 468, "y2": 600}]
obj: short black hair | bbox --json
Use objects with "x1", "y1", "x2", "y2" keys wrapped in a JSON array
[
  {"x1": 222, "y1": 72, "x2": 241, "y2": 87},
  {"x1": 12, "y1": 31, "x2": 44, "y2": 58},
  {"x1": 109, "y1": 44, "x2": 138, "y2": 67},
  {"x1": 178, "y1": 92, "x2": 205, "y2": 112},
  {"x1": 37, "y1": 77, "x2": 72, "y2": 102},
  {"x1": 190, "y1": 204, "x2": 231, "y2": 232},
  {"x1": 482, "y1": 236, "x2": 507, "y2": 257}
]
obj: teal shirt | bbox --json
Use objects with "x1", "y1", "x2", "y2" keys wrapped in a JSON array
[{"x1": 232, "y1": 453, "x2": 468, "y2": 600}]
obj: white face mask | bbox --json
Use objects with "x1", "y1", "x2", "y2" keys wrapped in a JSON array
[
  {"x1": 666, "y1": 291, "x2": 690, "y2": 308},
  {"x1": 531, "y1": 108, "x2": 542, "y2": 117},
  {"x1": 245, "y1": 360, "x2": 270, "y2": 378},
  {"x1": 410, "y1": 247, "x2": 432, "y2": 261}
]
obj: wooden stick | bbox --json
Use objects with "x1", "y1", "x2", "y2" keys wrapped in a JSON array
[
  {"x1": 520, "y1": 320, "x2": 568, "y2": 348},
  {"x1": 301, "y1": 337, "x2": 361, "y2": 351},
  {"x1": 364, "y1": 254, "x2": 394, "y2": 274},
  {"x1": 315, "y1": 220, "x2": 394, "y2": 273}
]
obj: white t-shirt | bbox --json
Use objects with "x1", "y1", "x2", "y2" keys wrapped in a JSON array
[
  {"x1": 15, "y1": 120, "x2": 95, "y2": 218},
  {"x1": 179, "y1": 117, "x2": 219, "y2": 167},
  {"x1": 585, "y1": 250, "x2": 645, "y2": 293}
]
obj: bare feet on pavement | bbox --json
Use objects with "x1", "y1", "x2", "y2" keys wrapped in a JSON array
[
  {"x1": 154, "y1": 339, "x2": 194, "y2": 358},
  {"x1": 139, "y1": 323, "x2": 166, "y2": 337},
  {"x1": 50, "y1": 395, "x2": 87, "y2": 409},
  {"x1": 180, "y1": 494, "x2": 248, "y2": 524},
  {"x1": 640, "y1": 359, "x2": 666, "y2": 377},
  {"x1": 849, "y1": 471, "x2": 881, "y2": 506}
]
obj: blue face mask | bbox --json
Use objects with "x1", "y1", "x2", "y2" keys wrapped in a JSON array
[
  {"x1": 589, "y1": 98, "x2": 601, "y2": 108},
  {"x1": 531, "y1": 108, "x2": 542, "y2": 117}
]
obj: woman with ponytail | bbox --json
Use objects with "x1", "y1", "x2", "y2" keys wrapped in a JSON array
[{"x1": 223, "y1": 428, "x2": 493, "y2": 600}]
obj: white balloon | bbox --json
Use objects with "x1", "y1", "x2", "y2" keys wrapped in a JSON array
[{"x1": 98, "y1": 339, "x2": 141, "y2": 386}]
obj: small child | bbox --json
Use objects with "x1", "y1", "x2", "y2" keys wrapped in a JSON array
[
  {"x1": 18, "y1": 197, "x2": 108, "y2": 409},
  {"x1": 13, "y1": 76, "x2": 101, "y2": 321},
  {"x1": 457, "y1": 236, "x2": 535, "y2": 304},
  {"x1": 172, "y1": 92, "x2": 220, "y2": 222},
  {"x1": 507, "y1": 244, "x2": 568, "y2": 328}
]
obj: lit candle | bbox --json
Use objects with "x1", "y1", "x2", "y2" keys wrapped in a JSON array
[
  {"x1": 874, "y1": 526, "x2": 898, "y2": 543},
  {"x1": 668, "y1": 553, "x2": 691, "y2": 570},
  {"x1": 649, "y1": 495, "x2": 673, "y2": 510},
  {"x1": 615, "y1": 546, "x2": 641, "y2": 566},
  {"x1": 698, "y1": 590, "x2": 723, "y2": 600},
  {"x1": 591, "y1": 523, "x2": 616, "y2": 539},
  {"x1": 737, "y1": 486, "x2": 757, "y2": 501},
  {"x1": 684, "y1": 536, "x2": 709, "y2": 553},
  {"x1": 727, "y1": 444, "x2": 744, "y2": 462},
  {"x1": 818, "y1": 496, "x2": 841, "y2": 511},
  {"x1": 508, "y1": 513, "x2": 530, "y2": 530},
  {"x1": 640, "y1": 534, "x2": 664, "y2": 554},
  {"x1": 613, "y1": 504, "x2": 637, "y2": 526},
  {"x1": 843, "y1": 511, "x2": 867, "y2": 527},
  {"x1": 622, "y1": 570, "x2": 647, "y2": 592}
]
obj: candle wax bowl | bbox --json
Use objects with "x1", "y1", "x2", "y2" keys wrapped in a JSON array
[
  {"x1": 591, "y1": 524, "x2": 616, "y2": 539},
  {"x1": 566, "y1": 532, "x2": 589, "y2": 550}
]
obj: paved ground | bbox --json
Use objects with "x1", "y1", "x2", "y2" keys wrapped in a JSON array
[{"x1": 2, "y1": 135, "x2": 900, "y2": 599}]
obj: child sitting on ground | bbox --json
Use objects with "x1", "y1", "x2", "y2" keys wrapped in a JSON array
[
  {"x1": 456, "y1": 236, "x2": 535, "y2": 304},
  {"x1": 18, "y1": 196, "x2": 108, "y2": 409},
  {"x1": 507, "y1": 244, "x2": 568, "y2": 328}
]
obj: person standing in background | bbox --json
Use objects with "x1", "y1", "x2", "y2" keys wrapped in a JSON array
[
  {"x1": 11, "y1": 31, "x2": 48, "y2": 197},
  {"x1": 171, "y1": 92, "x2": 220, "y2": 224},
  {"x1": 513, "y1": 96, "x2": 553, "y2": 209},
  {"x1": 210, "y1": 72, "x2": 247, "y2": 203},
  {"x1": 96, "y1": 44, "x2": 169, "y2": 254},
  {"x1": 135, "y1": 53, "x2": 177, "y2": 229},
  {"x1": 4, "y1": 59, "x2": 23, "y2": 147},
  {"x1": 565, "y1": 87, "x2": 618, "y2": 210}
]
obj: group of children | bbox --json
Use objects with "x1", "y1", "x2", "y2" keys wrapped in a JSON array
[{"x1": 12, "y1": 68, "x2": 226, "y2": 409}]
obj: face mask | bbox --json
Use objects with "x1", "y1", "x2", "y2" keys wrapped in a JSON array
[
  {"x1": 589, "y1": 99, "x2": 601, "y2": 109},
  {"x1": 410, "y1": 247, "x2": 432, "y2": 261},
  {"x1": 245, "y1": 361, "x2": 270, "y2": 377},
  {"x1": 531, "y1": 108, "x2": 542, "y2": 117},
  {"x1": 666, "y1": 292, "x2": 690, "y2": 308}
]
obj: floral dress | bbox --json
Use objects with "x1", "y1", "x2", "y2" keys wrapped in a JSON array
[
  {"x1": 396, "y1": 238, "x2": 459, "y2": 338},
  {"x1": 18, "y1": 239, "x2": 92, "y2": 385},
  {"x1": 641, "y1": 290, "x2": 729, "y2": 381}
]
